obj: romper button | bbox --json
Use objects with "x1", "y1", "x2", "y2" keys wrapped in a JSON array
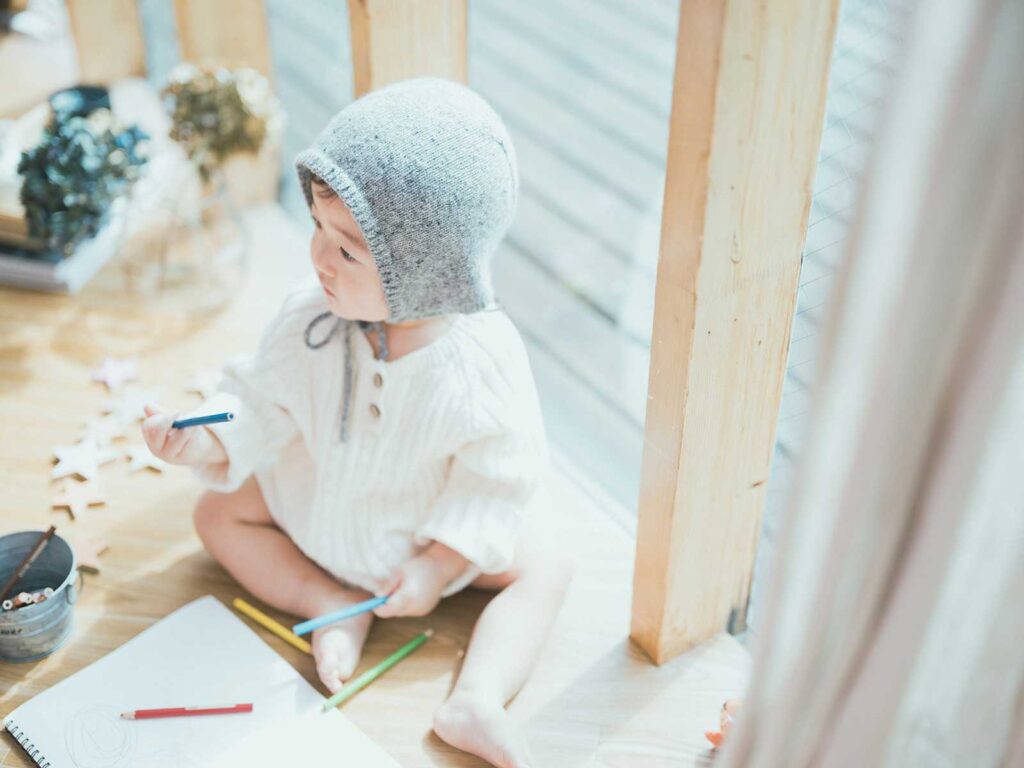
[
  {"x1": 372, "y1": 372, "x2": 384, "y2": 388},
  {"x1": 369, "y1": 403, "x2": 381, "y2": 418}
]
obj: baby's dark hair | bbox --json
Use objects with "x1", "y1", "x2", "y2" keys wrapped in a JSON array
[{"x1": 309, "y1": 174, "x2": 336, "y2": 201}]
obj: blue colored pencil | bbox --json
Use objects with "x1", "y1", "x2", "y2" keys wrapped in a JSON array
[
  {"x1": 171, "y1": 412, "x2": 235, "y2": 429},
  {"x1": 293, "y1": 595, "x2": 389, "y2": 636}
]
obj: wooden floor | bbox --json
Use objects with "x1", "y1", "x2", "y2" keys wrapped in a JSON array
[{"x1": 0, "y1": 206, "x2": 750, "y2": 767}]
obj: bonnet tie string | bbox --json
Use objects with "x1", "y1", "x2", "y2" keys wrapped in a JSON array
[{"x1": 304, "y1": 312, "x2": 388, "y2": 442}]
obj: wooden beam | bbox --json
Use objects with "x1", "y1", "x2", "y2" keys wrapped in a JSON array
[
  {"x1": 630, "y1": 0, "x2": 840, "y2": 664},
  {"x1": 347, "y1": 0, "x2": 467, "y2": 98},
  {"x1": 65, "y1": 0, "x2": 146, "y2": 84},
  {"x1": 172, "y1": 0, "x2": 273, "y2": 78}
]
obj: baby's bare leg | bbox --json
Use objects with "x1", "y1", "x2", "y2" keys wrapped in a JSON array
[
  {"x1": 433, "y1": 525, "x2": 572, "y2": 768},
  {"x1": 194, "y1": 477, "x2": 375, "y2": 689}
]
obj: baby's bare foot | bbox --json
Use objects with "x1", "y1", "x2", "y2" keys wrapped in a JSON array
[
  {"x1": 311, "y1": 604, "x2": 374, "y2": 693},
  {"x1": 433, "y1": 691, "x2": 533, "y2": 768}
]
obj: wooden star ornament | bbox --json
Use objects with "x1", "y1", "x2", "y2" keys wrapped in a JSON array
[
  {"x1": 51, "y1": 439, "x2": 120, "y2": 481},
  {"x1": 91, "y1": 356, "x2": 138, "y2": 390},
  {"x1": 70, "y1": 536, "x2": 110, "y2": 574},
  {"x1": 51, "y1": 479, "x2": 106, "y2": 520},
  {"x1": 126, "y1": 444, "x2": 169, "y2": 473}
]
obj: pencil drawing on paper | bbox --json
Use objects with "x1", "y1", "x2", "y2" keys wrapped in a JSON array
[{"x1": 64, "y1": 706, "x2": 136, "y2": 768}]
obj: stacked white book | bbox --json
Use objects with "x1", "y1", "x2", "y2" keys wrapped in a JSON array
[{"x1": 0, "y1": 214, "x2": 124, "y2": 293}]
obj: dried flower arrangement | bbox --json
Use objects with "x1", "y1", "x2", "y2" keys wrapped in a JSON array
[
  {"x1": 161, "y1": 63, "x2": 283, "y2": 183},
  {"x1": 17, "y1": 109, "x2": 148, "y2": 255}
]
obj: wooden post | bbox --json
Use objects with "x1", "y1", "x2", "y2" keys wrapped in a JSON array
[
  {"x1": 65, "y1": 0, "x2": 146, "y2": 83},
  {"x1": 172, "y1": 0, "x2": 273, "y2": 78},
  {"x1": 347, "y1": 0, "x2": 467, "y2": 98},
  {"x1": 630, "y1": 0, "x2": 840, "y2": 664}
]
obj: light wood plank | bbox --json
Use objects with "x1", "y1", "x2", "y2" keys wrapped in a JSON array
[
  {"x1": 470, "y1": 55, "x2": 660, "y2": 210},
  {"x1": 470, "y1": 11, "x2": 669, "y2": 163},
  {"x1": 508, "y1": 192, "x2": 649, "y2": 336},
  {"x1": 65, "y1": 0, "x2": 147, "y2": 83},
  {"x1": 494, "y1": 239, "x2": 650, "y2": 428},
  {"x1": 347, "y1": 0, "x2": 467, "y2": 98},
  {"x1": 480, "y1": 115, "x2": 646, "y2": 262},
  {"x1": 475, "y1": 0, "x2": 670, "y2": 121},
  {"x1": 523, "y1": 337, "x2": 646, "y2": 511},
  {"x1": 588, "y1": 0, "x2": 679, "y2": 42},
  {"x1": 631, "y1": 0, "x2": 840, "y2": 664},
  {"x1": 173, "y1": 0, "x2": 273, "y2": 77},
  {"x1": 547, "y1": 0, "x2": 678, "y2": 75}
]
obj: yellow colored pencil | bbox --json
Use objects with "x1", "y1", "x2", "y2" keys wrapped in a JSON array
[{"x1": 233, "y1": 597, "x2": 312, "y2": 655}]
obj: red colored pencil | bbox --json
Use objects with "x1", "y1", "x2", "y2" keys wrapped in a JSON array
[{"x1": 120, "y1": 703, "x2": 253, "y2": 720}]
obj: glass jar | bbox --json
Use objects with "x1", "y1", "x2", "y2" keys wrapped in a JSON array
[{"x1": 115, "y1": 155, "x2": 248, "y2": 315}]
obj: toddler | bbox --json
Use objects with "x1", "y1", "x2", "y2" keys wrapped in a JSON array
[{"x1": 142, "y1": 78, "x2": 570, "y2": 768}]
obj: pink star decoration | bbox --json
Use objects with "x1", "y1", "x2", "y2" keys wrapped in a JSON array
[
  {"x1": 51, "y1": 479, "x2": 106, "y2": 520},
  {"x1": 71, "y1": 536, "x2": 110, "y2": 574},
  {"x1": 91, "y1": 357, "x2": 138, "y2": 391}
]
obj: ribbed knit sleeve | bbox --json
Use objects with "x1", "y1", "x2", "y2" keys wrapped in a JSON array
[
  {"x1": 415, "y1": 328, "x2": 548, "y2": 578},
  {"x1": 416, "y1": 427, "x2": 542, "y2": 576},
  {"x1": 191, "y1": 291, "x2": 314, "y2": 492}
]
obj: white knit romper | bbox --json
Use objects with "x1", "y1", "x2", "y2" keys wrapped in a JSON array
[{"x1": 194, "y1": 286, "x2": 549, "y2": 596}]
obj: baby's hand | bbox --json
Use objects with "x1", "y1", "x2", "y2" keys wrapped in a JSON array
[
  {"x1": 375, "y1": 544, "x2": 469, "y2": 618},
  {"x1": 141, "y1": 403, "x2": 226, "y2": 467}
]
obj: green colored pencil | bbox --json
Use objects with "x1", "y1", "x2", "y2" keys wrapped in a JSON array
[{"x1": 322, "y1": 629, "x2": 434, "y2": 711}]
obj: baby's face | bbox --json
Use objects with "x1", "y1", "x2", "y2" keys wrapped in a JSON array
[{"x1": 309, "y1": 181, "x2": 389, "y2": 321}]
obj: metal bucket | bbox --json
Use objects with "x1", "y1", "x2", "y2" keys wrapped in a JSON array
[{"x1": 0, "y1": 531, "x2": 78, "y2": 662}]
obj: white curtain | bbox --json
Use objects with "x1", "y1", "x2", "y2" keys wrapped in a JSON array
[{"x1": 721, "y1": 0, "x2": 1024, "y2": 765}]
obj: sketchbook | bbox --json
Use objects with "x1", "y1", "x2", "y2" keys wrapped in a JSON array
[{"x1": 3, "y1": 596, "x2": 400, "y2": 768}]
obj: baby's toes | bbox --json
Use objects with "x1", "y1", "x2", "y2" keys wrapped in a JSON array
[
  {"x1": 316, "y1": 654, "x2": 345, "y2": 694},
  {"x1": 313, "y1": 629, "x2": 361, "y2": 691}
]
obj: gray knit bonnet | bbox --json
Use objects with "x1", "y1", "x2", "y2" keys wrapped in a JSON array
[
  {"x1": 296, "y1": 78, "x2": 518, "y2": 441},
  {"x1": 295, "y1": 77, "x2": 519, "y2": 323}
]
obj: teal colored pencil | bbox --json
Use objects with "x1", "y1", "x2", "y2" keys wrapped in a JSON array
[
  {"x1": 172, "y1": 412, "x2": 234, "y2": 429},
  {"x1": 322, "y1": 630, "x2": 434, "y2": 711}
]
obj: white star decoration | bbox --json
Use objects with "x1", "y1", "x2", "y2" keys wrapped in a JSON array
[
  {"x1": 126, "y1": 444, "x2": 169, "y2": 473},
  {"x1": 186, "y1": 368, "x2": 222, "y2": 400},
  {"x1": 91, "y1": 357, "x2": 138, "y2": 391},
  {"x1": 80, "y1": 414, "x2": 129, "y2": 446},
  {"x1": 51, "y1": 439, "x2": 120, "y2": 481},
  {"x1": 102, "y1": 386, "x2": 160, "y2": 426}
]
